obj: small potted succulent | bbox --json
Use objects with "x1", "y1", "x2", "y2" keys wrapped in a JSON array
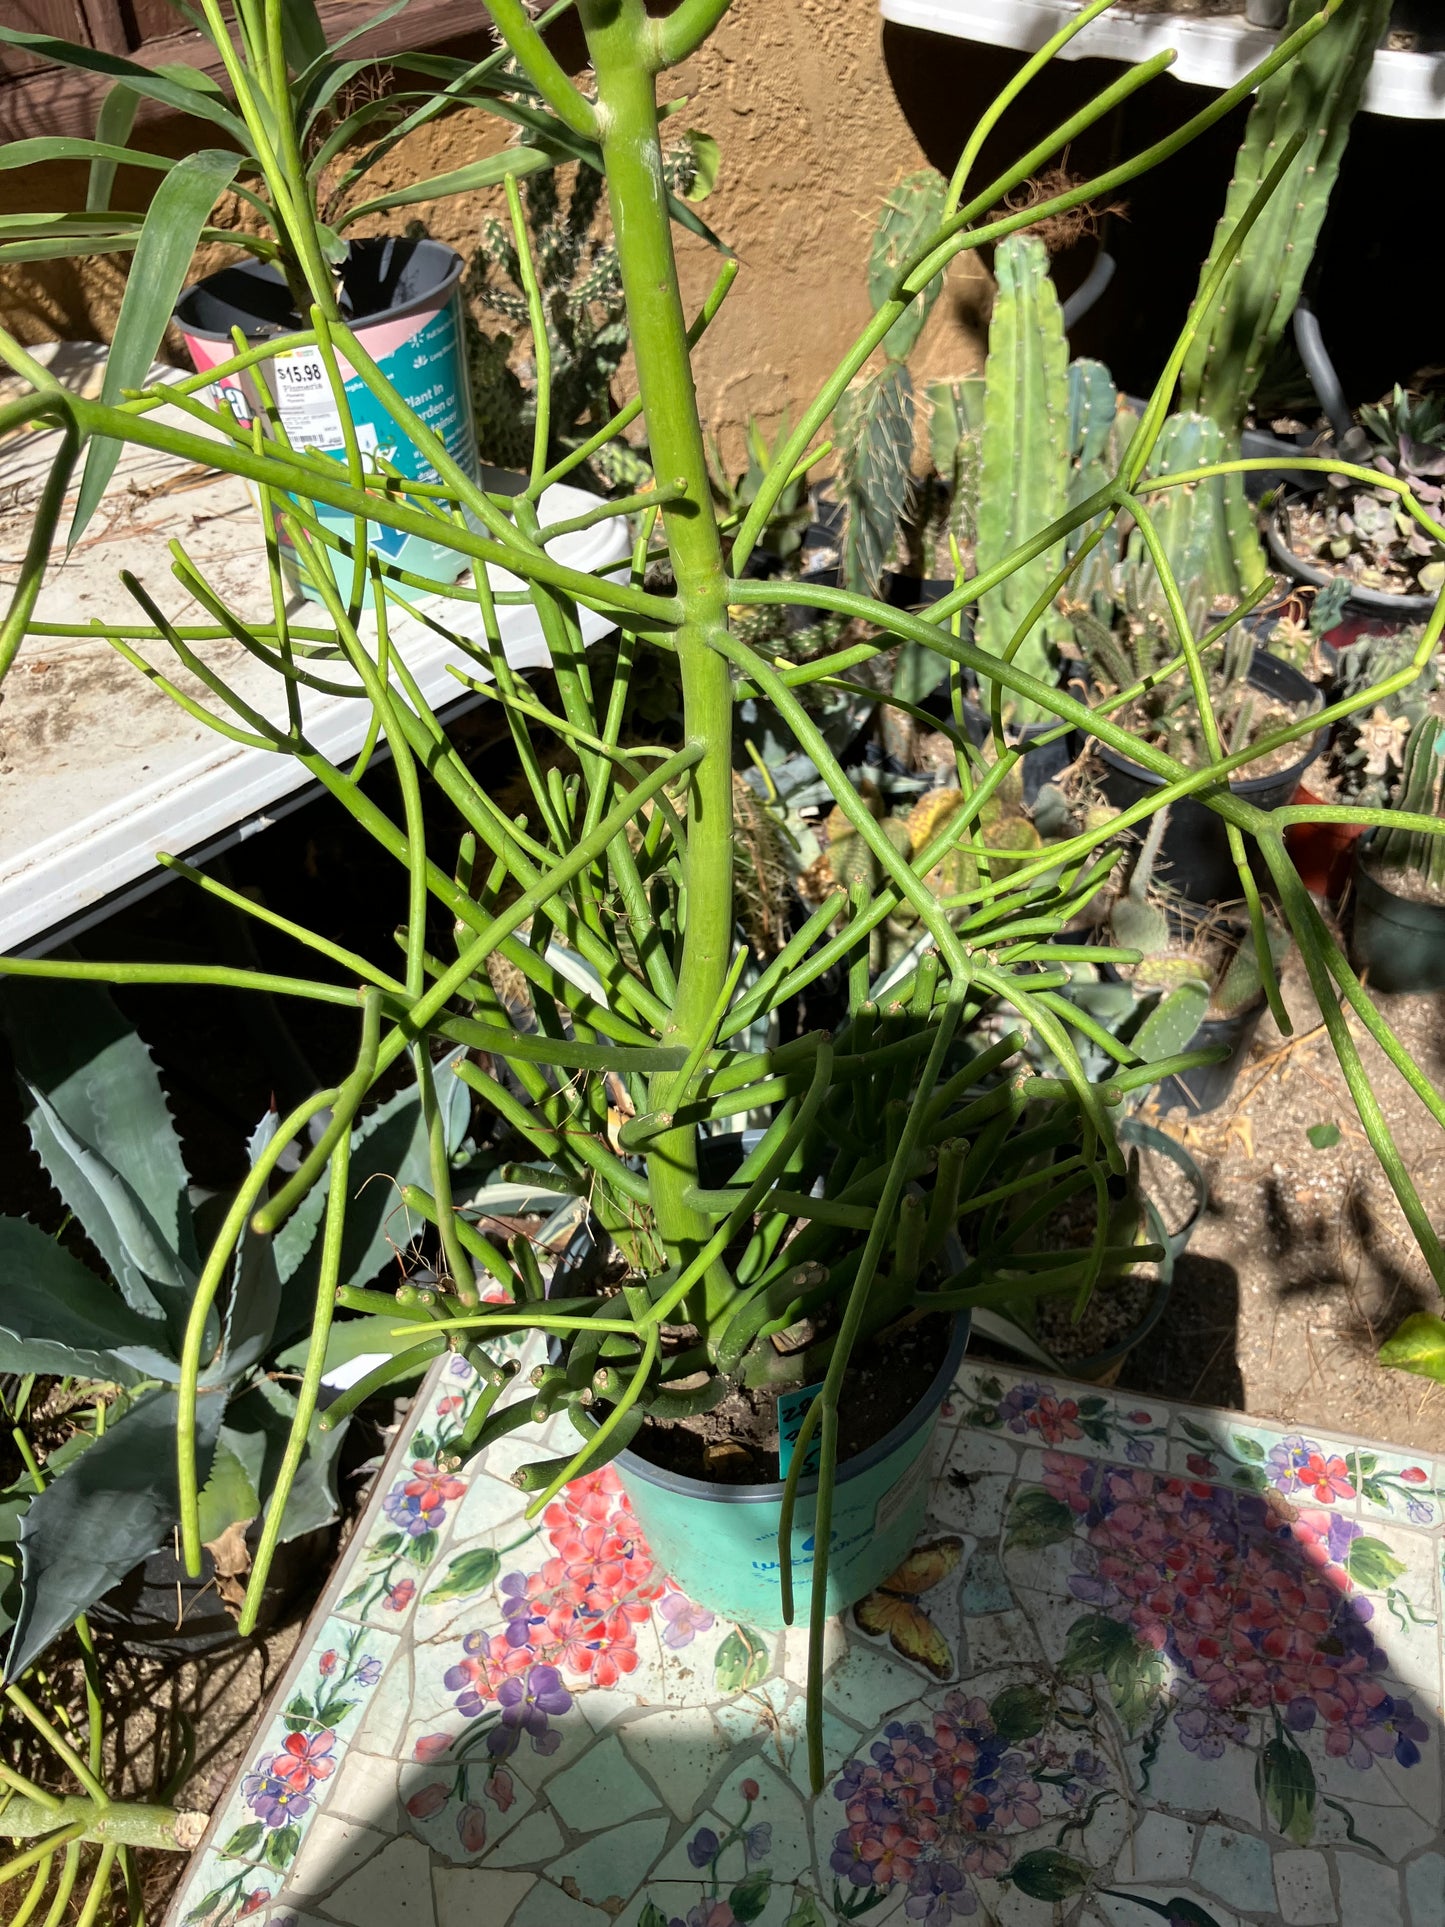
[
  {"x1": 1285, "y1": 625, "x2": 1439, "y2": 896},
  {"x1": 1265, "y1": 386, "x2": 1445, "y2": 623}
]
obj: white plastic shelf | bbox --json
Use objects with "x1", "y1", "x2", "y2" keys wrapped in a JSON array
[
  {"x1": 0, "y1": 345, "x2": 632, "y2": 954},
  {"x1": 879, "y1": 0, "x2": 1445, "y2": 118}
]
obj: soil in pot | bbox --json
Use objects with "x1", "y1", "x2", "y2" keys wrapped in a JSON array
[{"x1": 633, "y1": 1311, "x2": 954, "y2": 1485}]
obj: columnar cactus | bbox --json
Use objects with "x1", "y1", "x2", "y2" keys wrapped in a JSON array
[
  {"x1": 1119, "y1": 411, "x2": 1234, "y2": 623},
  {"x1": 1373, "y1": 713, "x2": 1445, "y2": 892},
  {"x1": 975, "y1": 233, "x2": 1072, "y2": 722},
  {"x1": 1178, "y1": 0, "x2": 1393, "y2": 590}
]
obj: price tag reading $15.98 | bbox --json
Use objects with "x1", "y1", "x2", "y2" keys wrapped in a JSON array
[{"x1": 272, "y1": 345, "x2": 344, "y2": 452}]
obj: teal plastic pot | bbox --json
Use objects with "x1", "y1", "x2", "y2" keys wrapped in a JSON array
[
  {"x1": 615, "y1": 1314, "x2": 969, "y2": 1629},
  {"x1": 1351, "y1": 850, "x2": 1445, "y2": 993},
  {"x1": 175, "y1": 238, "x2": 478, "y2": 605}
]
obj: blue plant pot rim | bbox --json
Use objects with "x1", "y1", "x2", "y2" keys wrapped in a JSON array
[{"x1": 616, "y1": 1311, "x2": 970, "y2": 1507}]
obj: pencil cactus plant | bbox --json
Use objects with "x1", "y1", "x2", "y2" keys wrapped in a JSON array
[{"x1": 5, "y1": 0, "x2": 1445, "y2": 1796}]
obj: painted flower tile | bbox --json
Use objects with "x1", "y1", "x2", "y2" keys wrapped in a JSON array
[{"x1": 167, "y1": 1359, "x2": 1445, "y2": 1927}]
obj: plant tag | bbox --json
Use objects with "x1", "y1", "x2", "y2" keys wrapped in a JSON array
[
  {"x1": 776, "y1": 1380, "x2": 824, "y2": 1478},
  {"x1": 272, "y1": 345, "x2": 344, "y2": 452}
]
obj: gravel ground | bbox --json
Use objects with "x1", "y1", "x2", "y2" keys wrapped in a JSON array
[{"x1": 1114, "y1": 945, "x2": 1445, "y2": 1452}]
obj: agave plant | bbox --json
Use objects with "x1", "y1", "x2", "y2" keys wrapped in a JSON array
[{"x1": 0, "y1": 978, "x2": 462, "y2": 1680}]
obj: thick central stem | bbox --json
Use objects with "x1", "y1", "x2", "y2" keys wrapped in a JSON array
[{"x1": 580, "y1": 0, "x2": 736, "y2": 1322}]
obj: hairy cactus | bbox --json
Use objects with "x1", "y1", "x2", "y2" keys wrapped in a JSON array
[
  {"x1": 836, "y1": 364, "x2": 915, "y2": 594},
  {"x1": 836, "y1": 168, "x2": 953, "y2": 592},
  {"x1": 1373, "y1": 713, "x2": 1445, "y2": 892},
  {"x1": 1178, "y1": 0, "x2": 1393, "y2": 590},
  {"x1": 869, "y1": 168, "x2": 950, "y2": 364},
  {"x1": 1213, "y1": 915, "x2": 1288, "y2": 1019},
  {"x1": 975, "y1": 233, "x2": 1072, "y2": 724}
]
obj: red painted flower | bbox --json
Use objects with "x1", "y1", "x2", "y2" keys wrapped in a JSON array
[
  {"x1": 1299, "y1": 1451, "x2": 1355, "y2": 1504},
  {"x1": 414, "y1": 1733, "x2": 453, "y2": 1763},
  {"x1": 457, "y1": 1804, "x2": 488, "y2": 1853},
  {"x1": 403, "y1": 1460, "x2": 467, "y2": 1513},
  {"x1": 1401, "y1": 1466, "x2": 1429, "y2": 1484},
  {"x1": 271, "y1": 1730, "x2": 336, "y2": 1793},
  {"x1": 238, "y1": 1891, "x2": 270, "y2": 1918},
  {"x1": 318, "y1": 1649, "x2": 338, "y2": 1676},
  {"x1": 406, "y1": 1782, "x2": 450, "y2": 1819},
  {"x1": 384, "y1": 1578, "x2": 417, "y2": 1611}
]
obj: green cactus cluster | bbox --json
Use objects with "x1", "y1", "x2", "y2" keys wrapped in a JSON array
[
  {"x1": 1372, "y1": 713, "x2": 1445, "y2": 893},
  {"x1": 1178, "y1": 0, "x2": 1394, "y2": 591},
  {"x1": 466, "y1": 139, "x2": 705, "y2": 484}
]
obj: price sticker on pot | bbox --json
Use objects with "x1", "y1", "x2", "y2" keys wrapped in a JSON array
[
  {"x1": 272, "y1": 345, "x2": 344, "y2": 452},
  {"x1": 777, "y1": 1380, "x2": 824, "y2": 1478}
]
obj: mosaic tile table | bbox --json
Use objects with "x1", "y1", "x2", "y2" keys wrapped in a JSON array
[{"x1": 166, "y1": 1353, "x2": 1445, "y2": 1927}]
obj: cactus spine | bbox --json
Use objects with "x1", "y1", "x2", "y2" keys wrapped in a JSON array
[
  {"x1": 1374, "y1": 715, "x2": 1445, "y2": 893},
  {"x1": 975, "y1": 234, "x2": 1071, "y2": 725},
  {"x1": 1178, "y1": 0, "x2": 1393, "y2": 592}
]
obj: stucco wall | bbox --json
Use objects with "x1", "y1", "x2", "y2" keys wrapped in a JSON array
[{"x1": 0, "y1": 0, "x2": 989, "y2": 463}]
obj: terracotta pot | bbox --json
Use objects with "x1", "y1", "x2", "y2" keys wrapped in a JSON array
[{"x1": 1284, "y1": 783, "x2": 1367, "y2": 901}]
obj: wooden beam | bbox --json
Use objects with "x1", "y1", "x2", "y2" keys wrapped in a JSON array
[{"x1": 0, "y1": 0, "x2": 489, "y2": 140}]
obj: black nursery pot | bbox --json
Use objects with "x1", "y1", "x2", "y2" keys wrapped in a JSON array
[
  {"x1": 87, "y1": 1527, "x2": 332, "y2": 1658},
  {"x1": 1350, "y1": 845, "x2": 1445, "y2": 995},
  {"x1": 1153, "y1": 1001, "x2": 1268, "y2": 1117},
  {"x1": 1097, "y1": 652, "x2": 1326, "y2": 903},
  {"x1": 960, "y1": 697, "x2": 1081, "y2": 805}
]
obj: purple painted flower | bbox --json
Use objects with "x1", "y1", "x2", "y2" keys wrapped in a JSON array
[
  {"x1": 1173, "y1": 1701, "x2": 1248, "y2": 1759},
  {"x1": 658, "y1": 1589, "x2": 715, "y2": 1650},
  {"x1": 449, "y1": 1353, "x2": 473, "y2": 1378},
  {"x1": 241, "y1": 1768, "x2": 313, "y2": 1829},
  {"x1": 743, "y1": 1822, "x2": 772, "y2": 1865},
  {"x1": 355, "y1": 1656, "x2": 382, "y2": 1687},
  {"x1": 499, "y1": 1571, "x2": 541, "y2": 1649},
  {"x1": 687, "y1": 1825, "x2": 720, "y2": 1869},
  {"x1": 1124, "y1": 1435, "x2": 1155, "y2": 1464},
  {"x1": 382, "y1": 1460, "x2": 465, "y2": 1537},
  {"x1": 1071, "y1": 1747, "x2": 1109, "y2": 1785},
  {"x1": 1381, "y1": 1695, "x2": 1430, "y2": 1769},
  {"x1": 1266, "y1": 1435, "x2": 1355, "y2": 1503},
  {"x1": 1406, "y1": 1496, "x2": 1434, "y2": 1526},
  {"x1": 485, "y1": 1664, "x2": 572, "y2": 1758},
  {"x1": 906, "y1": 1858, "x2": 974, "y2": 1921}
]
